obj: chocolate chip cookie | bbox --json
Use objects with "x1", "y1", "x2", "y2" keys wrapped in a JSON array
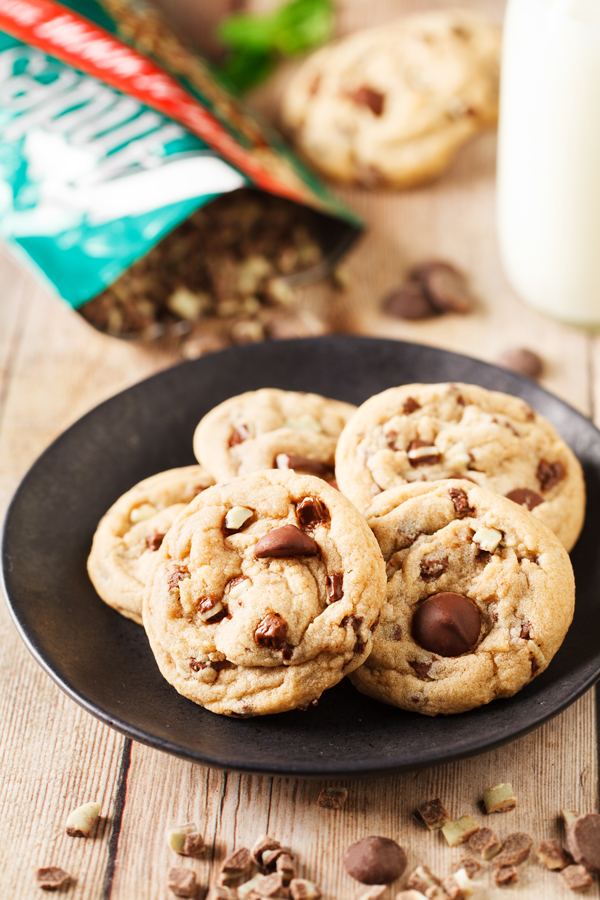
[
  {"x1": 143, "y1": 470, "x2": 386, "y2": 717},
  {"x1": 335, "y1": 382, "x2": 585, "y2": 551},
  {"x1": 281, "y1": 9, "x2": 501, "y2": 188},
  {"x1": 351, "y1": 480, "x2": 575, "y2": 716},
  {"x1": 88, "y1": 465, "x2": 214, "y2": 624},
  {"x1": 193, "y1": 388, "x2": 356, "y2": 483}
]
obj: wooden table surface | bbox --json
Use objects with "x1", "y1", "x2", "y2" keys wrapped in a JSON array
[{"x1": 1, "y1": 1, "x2": 598, "y2": 897}]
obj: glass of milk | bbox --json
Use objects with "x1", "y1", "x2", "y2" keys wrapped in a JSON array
[{"x1": 497, "y1": 0, "x2": 600, "y2": 326}]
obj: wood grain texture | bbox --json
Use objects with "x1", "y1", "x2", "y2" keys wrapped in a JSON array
[{"x1": 0, "y1": 0, "x2": 598, "y2": 896}]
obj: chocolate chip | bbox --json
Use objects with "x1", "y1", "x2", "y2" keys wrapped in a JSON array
[
  {"x1": 146, "y1": 532, "x2": 165, "y2": 551},
  {"x1": 327, "y1": 573, "x2": 343, "y2": 603},
  {"x1": 188, "y1": 657, "x2": 208, "y2": 672},
  {"x1": 168, "y1": 566, "x2": 189, "y2": 590},
  {"x1": 561, "y1": 864, "x2": 594, "y2": 891},
  {"x1": 537, "y1": 460, "x2": 565, "y2": 492},
  {"x1": 197, "y1": 596, "x2": 228, "y2": 622},
  {"x1": 276, "y1": 453, "x2": 334, "y2": 481},
  {"x1": 448, "y1": 487, "x2": 475, "y2": 517},
  {"x1": 255, "y1": 614, "x2": 288, "y2": 650},
  {"x1": 531, "y1": 657, "x2": 540, "y2": 677},
  {"x1": 36, "y1": 867, "x2": 70, "y2": 890},
  {"x1": 567, "y1": 814, "x2": 600, "y2": 872},
  {"x1": 411, "y1": 261, "x2": 474, "y2": 314},
  {"x1": 212, "y1": 660, "x2": 235, "y2": 672},
  {"x1": 409, "y1": 660, "x2": 433, "y2": 680},
  {"x1": 342, "y1": 615, "x2": 364, "y2": 633},
  {"x1": 254, "y1": 524, "x2": 319, "y2": 558},
  {"x1": 382, "y1": 282, "x2": 437, "y2": 320},
  {"x1": 408, "y1": 439, "x2": 441, "y2": 466},
  {"x1": 494, "y1": 833, "x2": 532, "y2": 867},
  {"x1": 168, "y1": 866, "x2": 197, "y2": 898},
  {"x1": 349, "y1": 87, "x2": 385, "y2": 116},
  {"x1": 494, "y1": 865, "x2": 517, "y2": 886},
  {"x1": 296, "y1": 496, "x2": 329, "y2": 531},
  {"x1": 403, "y1": 397, "x2": 421, "y2": 414},
  {"x1": 229, "y1": 424, "x2": 251, "y2": 446},
  {"x1": 497, "y1": 347, "x2": 544, "y2": 379},
  {"x1": 506, "y1": 488, "x2": 544, "y2": 510},
  {"x1": 412, "y1": 593, "x2": 481, "y2": 657},
  {"x1": 282, "y1": 643, "x2": 294, "y2": 661},
  {"x1": 390, "y1": 624, "x2": 402, "y2": 640},
  {"x1": 343, "y1": 836, "x2": 407, "y2": 884},
  {"x1": 420, "y1": 557, "x2": 448, "y2": 582},
  {"x1": 520, "y1": 620, "x2": 531, "y2": 640}
]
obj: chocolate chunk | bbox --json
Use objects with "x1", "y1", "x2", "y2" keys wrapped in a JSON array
[
  {"x1": 276, "y1": 453, "x2": 334, "y2": 480},
  {"x1": 327, "y1": 573, "x2": 344, "y2": 603},
  {"x1": 255, "y1": 614, "x2": 288, "y2": 650},
  {"x1": 146, "y1": 532, "x2": 165, "y2": 551},
  {"x1": 383, "y1": 282, "x2": 437, "y2": 320},
  {"x1": 317, "y1": 787, "x2": 348, "y2": 809},
  {"x1": 296, "y1": 496, "x2": 329, "y2": 531},
  {"x1": 537, "y1": 459, "x2": 565, "y2": 492},
  {"x1": 168, "y1": 866, "x2": 197, "y2": 898},
  {"x1": 469, "y1": 826, "x2": 501, "y2": 859},
  {"x1": 520, "y1": 620, "x2": 531, "y2": 640},
  {"x1": 343, "y1": 836, "x2": 407, "y2": 884},
  {"x1": 567, "y1": 814, "x2": 600, "y2": 872},
  {"x1": 168, "y1": 566, "x2": 189, "y2": 590},
  {"x1": 420, "y1": 557, "x2": 448, "y2": 582},
  {"x1": 408, "y1": 439, "x2": 441, "y2": 466},
  {"x1": 197, "y1": 596, "x2": 228, "y2": 621},
  {"x1": 531, "y1": 657, "x2": 540, "y2": 676},
  {"x1": 188, "y1": 657, "x2": 208, "y2": 672},
  {"x1": 350, "y1": 87, "x2": 385, "y2": 116},
  {"x1": 342, "y1": 615, "x2": 363, "y2": 633},
  {"x1": 448, "y1": 487, "x2": 475, "y2": 517},
  {"x1": 505, "y1": 487, "x2": 544, "y2": 510},
  {"x1": 494, "y1": 833, "x2": 532, "y2": 867},
  {"x1": 497, "y1": 347, "x2": 543, "y2": 379},
  {"x1": 409, "y1": 660, "x2": 433, "y2": 680},
  {"x1": 36, "y1": 867, "x2": 70, "y2": 891},
  {"x1": 411, "y1": 261, "x2": 474, "y2": 314},
  {"x1": 281, "y1": 643, "x2": 294, "y2": 660},
  {"x1": 417, "y1": 798, "x2": 450, "y2": 831},
  {"x1": 561, "y1": 864, "x2": 594, "y2": 891},
  {"x1": 494, "y1": 865, "x2": 518, "y2": 886},
  {"x1": 254, "y1": 524, "x2": 319, "y2": 557},
  {"x1": 536, "y1": 840, "x2": 572, "y2": 871},
  {"x1": 212, "y1": 660, "x2": 234, "y2": 672},
  {"x1": 412, "y1": 593, "x2": 481, "y2": 657},
  {"x1": 403, "y1": 397, "x2": 421, "y2": 414},
  {"x1": 229, "y1": 424, "x2": 251, "y2": 447}
]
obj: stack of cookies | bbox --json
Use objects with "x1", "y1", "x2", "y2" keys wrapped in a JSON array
[{"x1": 88, "y1": 383, "x2": 584, "y2": 718}]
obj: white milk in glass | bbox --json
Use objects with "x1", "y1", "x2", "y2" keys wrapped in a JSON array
[{"x1": 497, "y1": 0, "x2": 600, "y2": 325}]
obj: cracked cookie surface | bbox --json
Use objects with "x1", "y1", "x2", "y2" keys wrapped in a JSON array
[
  {"x1": 281, "y1": 9, "x2": 501, "y2": 188},
  {"x1": 88, "y1": 465, "x2": 214, "y2": 624},
  {"x1": 143, "y1": 470, "x2": 386, "y2": 717},
  {"x1": 193, "y1": 388, "x2": 356, "y2": 483},
  {"x1": 350, "y1": 480, "x2": 575, "y2": 716},
  {"x1": 335, "y1": 382, "x2": 585, "y2": 551}
]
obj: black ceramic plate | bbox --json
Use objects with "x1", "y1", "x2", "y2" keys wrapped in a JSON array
[{"x1": 3, "y1": 337, "x2": 600, "y2": 777}]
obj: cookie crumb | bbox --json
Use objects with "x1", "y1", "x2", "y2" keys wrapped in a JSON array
[
  {"x1": 494, "y1": 865, "x2": 518, "y2": 886},
  {"x1": 493, "y1": 833, "x2": 532, "y2": 867},
  {"x1": 317, "y1": 787, "x2": 348, "y2": 810},
  {"x1": 560, "y1": 865, "x2": 594, "y2": 892},
  {"x1": 536, "y1": 839, "x2": 571, "y2": 870},
  {"x1": 416, "y1": 798, "x2": 451, "y2": 831},
  {"x1": 65, "y1": 801, "x2": 101, "y2": 837},
  {"x1": 36, "y1": 867, "x2": 70, "y2": 891},
  {"x1": 483, "y1": 783, "x2": 517, "y2": 814},
  {"x1": 290, "y1": 878, "x2": 322, "y2": 900},
  {"x1": 468, "y1": 826, "x2": 501, "y2": 859},
  {"x1": 441, "y1": 816, "x2": 479, "y2": 847},
  {"x1": 168, "y1": 866, "x2": 197, "y2": 898}
]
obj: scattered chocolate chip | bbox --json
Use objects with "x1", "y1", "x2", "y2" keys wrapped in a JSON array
[
  {"x1": 36, "y1": 867, "x2": 70, "y2": 891},
  {"x1": 417, "y1": 798, "x2": 450, "y2": 831},
  {"x1": 326, "y1": 573, "x2": 343, "y2": 603},
  {"x1": 561, "y1": 864, "x2": 594, "y2": 891},
  {"x1": 343, "y1": 836, "x2": 407, "y2": 884},
  {"x1": 420, "y1": 557, "x2": 448, "y2": 582},
  {"x1": 255, "y1": 614, "x2": 289, "y2": 651},
  {"x1": 494, "y1": 833, "x2": 532, "y2": 867},
  {"x1": 317, "y1": 787, "x2": 348, "y2": 809},
  {"x1": 254, "y1": 524, "x2": 319, "y2": 558},
  {"x1": 407, "y1": 439, "x2": 441, "y2": 466},
  {"x1": 537, "y1": 459, "x2": 565, "y2": 492},
  {"x1": 349, "y1": 87, "x2": 385, "y2": 116},
  {"x1": 229, "y1": 424, "x2": 251, "y2": 446},
  {"x1": 456, "y1": 856, "x2": 481, "y2": 878},
  {"x1": 567, "y1": 814, "x2": 600, "y2": 872},
  {"x1": 411, "y1": 261, "x2": 474, "y2": 314},
  {"x1": 146, "y1": 532, "x2": 165, "y2": 551},
  {"x1": 409, "y1": 660, "x2": 433, "y2": 680},
  {"x1": 469, "y1": 826, "x2": 501, "y2": 859},
  {"x1": 168, "y1": 866, "x2": 197, "y2": 898},
  {"x1": 188, "y1": 657, "x2": 208, "y2": 672},
  {"x1": 494, "y1": 865, "x2": 518, "y2": 886},
  {"x1": 448, "y1": 487, "x2": 475, "y2": 518},
  {"x1": 383, "y1": 282, "x2": 437, "y2": 320},
  {"x1": 276, "y1": 453, "x2": 334, "y2": 480},
  {"x1": 412, "y1": 593, "x2": 481, "y2": 657},
  {"x1": 536, "y1": 840, "x2": 572, "y2": 871},
  {"x1": 403, "y1": 397, "x2": 421, "y2": 414},
  {"x1": 520, "y1": 621, "x2": 531, "y2": 640},
  {"x1": 296, "y1": 497, "x2": 329, "y2": 531},
  {"x1": 497, "y1": 347, "x2": 544, "y2": 380},
  {"x1": 505, "y1": 487, "x2": 544, "y2": 510},
  {"x1": 168, "y1": 566, "x2": 189, "y2": 591}
]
